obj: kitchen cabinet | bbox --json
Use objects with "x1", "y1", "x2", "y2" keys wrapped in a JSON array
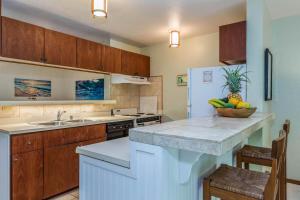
[
  {"x1": 1, "y1": 16, "x2": 151, "y2": 75},
  {"x1": 2, "y1": 17, "x2": 45, "y2": 62},
  {"x1": 44, "y1": 29, "x2": 77, "y2": 66},
  {"x1": 44, "y1": 143, "x2": 79, "y2": 198},
  {"x1": 77, "y1": 38, "x2": 103, "y2": 71},
  {"x1": 121, "y1": 50, "x2": 138, "y2": 76},
  {"x1": 102, "y1": 45, "x2": 122, "y2": 74},
  {"x1": 44, "y1": 138, "x2": 106, "y2": 198},
  {"x1": 11, "y1": 132, "x2": 43, "y2": 154},
  {"x1": 10, "y1": 124, "x2": 106, "y2": 199},
  {"x1": 121, "y1": 50, "x2": 150, "y2": 77},
  {"x1": 136, "y1": 55, "x2": 150, "y2": 77},
  {"x1": 219, "y1": 21, "x2": 246, "y2": 65},
  {"x1": 12, "y1": 150, "x2": 43, "y2": 200}
]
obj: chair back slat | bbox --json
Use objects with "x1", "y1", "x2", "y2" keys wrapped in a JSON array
[
  {"x1": 283, "y1": 120, "x2": 290, "y2": 135},
  {"x1": 265, "y1": 130, "x2": 287, "y2": 200}
]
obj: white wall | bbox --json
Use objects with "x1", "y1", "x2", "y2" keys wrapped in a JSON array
[
  {"x1": 272, "y1": 15, "x2": 300, "y2": 180},
  {"x1": 143, "y1": 33, "x2": 220, "y2": 120},
  {"x1": 110, "y1": 39, "x2": 143, "y2": 54},
  {"x1": 246, "y1": 0, "x2": 273, "y2": 152}
]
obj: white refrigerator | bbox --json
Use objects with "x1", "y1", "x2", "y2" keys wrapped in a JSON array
[{"x1": 187, "y1": 65, "x2": 247, "y2": 118}]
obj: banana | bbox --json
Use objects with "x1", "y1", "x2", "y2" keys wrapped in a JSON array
[{"x1": 208, "y1": 99, "x2": 226, "y2": 108}]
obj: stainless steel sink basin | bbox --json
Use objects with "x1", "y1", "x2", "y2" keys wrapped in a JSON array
[
  {"x1": 66, "y1": 119, "x2": 93, "y2": 123},
  {"x1": 29, "y1": 119, "x2": 94, "y2": 127},
  {"x1": 30, "y1": 121, "x2": 70, "y2": 126}
]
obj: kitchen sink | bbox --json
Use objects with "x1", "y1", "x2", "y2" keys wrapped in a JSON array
[
  {"x1": 29, "y1": 119, "x2": 94, "y2": 127},
  {"x1": 66, "y1": 119, "x2": 94, "y2": 123},
  {"x1": 32, "y1": 121, "x2": 70, "y2": 126}
]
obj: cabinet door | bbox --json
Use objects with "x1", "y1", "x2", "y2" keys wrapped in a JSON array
[
  {"x1": 43, "y1": 143, "x2": 79, "y2": 198},
  {"x1": 121, "y1": 50, "x2": 138, "y2": 76},
  {"x1": 83, "y1": 124, "x2": 106, "y2": 141},
  {"x1": 219, "y1": 21, "x2": 246, "y2": 65},
  {"x1": 12, "y1": 150, "x2": 43, "y2": 200},
  {"x1": 45, "y1": 29, "x2": 77, "y2": 66},
  {"x1": 137, "y1": 55, "x2": 150, "y2": 77},
  {"x1": 77, "y1": 38, "x2": 102, "y2": 71},
  {"x1": 102, "y1": 45, "x2": 122, "y2": 73},
  {"x1": 2, "y1": 17, "x2": 45, "y2": 62}
]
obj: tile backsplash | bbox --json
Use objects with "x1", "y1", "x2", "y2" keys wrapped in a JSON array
[{"x1": 0, "y1": 104, "x2": 114, "y2": 125}]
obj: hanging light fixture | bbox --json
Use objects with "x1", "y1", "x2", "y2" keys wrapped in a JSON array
[
  {"x1": 169, "y1": 30, "x2": 180, "y2": 48},
  {"x1": 92, "y1": 0, "x2": 108, "y2": 18}
]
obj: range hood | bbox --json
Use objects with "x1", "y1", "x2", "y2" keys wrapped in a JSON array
[{"x1": 111, "y1": 74, "x2": 151, "y2": 85}]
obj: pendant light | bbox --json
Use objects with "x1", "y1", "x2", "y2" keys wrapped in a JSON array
[
  {"x1": 92, "y1": 0, "x2": 108, "y2": 18},
  {"x1": 169, "y1": 30, "x2": 180, "y2": 48}
]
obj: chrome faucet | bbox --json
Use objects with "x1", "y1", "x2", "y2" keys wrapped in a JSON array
[{"x1": 57, "y1": 110, "x2": 67, "y2": 121}]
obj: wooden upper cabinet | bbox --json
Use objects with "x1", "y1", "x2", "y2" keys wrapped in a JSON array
[
  {"x1": 77, "y1": 38, "x2": 103, "y2": 71},
  {"x1": 121, "y1": 50, "x2": 138, "y2": 76},
  {"x1": 219, "y1": 21, "x2": 246, "y2": 65},
  {"x1": 137, "y1": 55, "x2": 150, "y2": 77},
  {"x1": 102, "y1": 45, "x2": 122, "y2": 73},
  {"x1": 121, "y1": 50, "x2": 150, "y2": 77},
  {"x1": 12, "y1": 150, "x2": 43, "y2": 200},
  {"x1": 2, "y1": 17, "x2": 45, "y2": 62},
  {"x1": 45, "y1": 29, "x2": 77, "y2": 66}
]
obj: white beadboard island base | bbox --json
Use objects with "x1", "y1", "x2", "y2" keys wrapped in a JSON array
[{"x1": 78, "y1": 113, "x2": 274, "y2": 200}]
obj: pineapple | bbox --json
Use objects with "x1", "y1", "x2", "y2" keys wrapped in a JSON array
[{"x1": 222, "y1": 66, "x2": 249, "y2": 102}]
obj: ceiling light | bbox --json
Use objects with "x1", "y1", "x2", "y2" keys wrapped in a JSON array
[
  {"x1": 92, "y1": 0, "x2": 108, "y2": 18},
  {"x1": 169, "y1": 31, "x2": 180, "y2": 48}
]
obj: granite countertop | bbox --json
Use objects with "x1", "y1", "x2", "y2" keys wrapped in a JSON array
[
  {"x1": 0, "y1": 114, "x2": 162, "y2": 135},
  {"x1": 129, "y1": 112, "x2": 275, "y2": 156},
  {"x1": 76, "y1": 137, "x2": 130, "y2": 168},
  {"x1": 0, "y1": 116, "x2": 135, "y2": 135}
]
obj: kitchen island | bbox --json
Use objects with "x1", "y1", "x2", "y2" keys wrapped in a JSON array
[{"x1": 77, "y1": 113, "x2": 274, "y2": 200}]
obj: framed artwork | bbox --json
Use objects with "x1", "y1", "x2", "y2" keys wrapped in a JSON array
[
  {"x1": 176, "y1": 74, "x2": 188, "y2": 86},
  {"x1": 264, "y1": 48, "x2": 273, "y2": 101},
  {"x1": 15, "y1": 78, "x2": 51, "y2": 97},
  {"x1": 76, "y1": 79, "x2": 104, "y2": 100},
  {"x1": 203, "y1": 71, "x2": 213, "y2": 83}
]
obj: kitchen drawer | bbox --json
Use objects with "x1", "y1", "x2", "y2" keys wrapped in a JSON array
[
  {"x1": 44, "y1": 127, "x2": 82, "y2": 148},
  {"x1": 82, "y1": 124, "x2": 106, "y2": 141},
  {"x1": 11, "y1": 133, "x2": 43, "y2": 155}
]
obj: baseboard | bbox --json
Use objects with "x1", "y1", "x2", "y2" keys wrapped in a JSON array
[{"x1": 287, "y1": 179, "x2": 300, "y2": 185}]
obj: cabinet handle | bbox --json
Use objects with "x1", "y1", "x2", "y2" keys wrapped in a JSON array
[
  {"x1": 13, "y1": 158, "x2": 18, "y2": 161},
  {"x1": 27, "y1": 141, "x2": 32, "y2": 145}
]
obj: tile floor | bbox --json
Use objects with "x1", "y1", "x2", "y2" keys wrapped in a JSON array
[
  {"x1": 49, "y1": 189, "x2": 78, "y2": 200},
  {"x1": 51, "y1": 183, "x2": 300, "y2": 200},
  {"x1": 288, "y1": 183, "x2": 300, "y2": 200}
]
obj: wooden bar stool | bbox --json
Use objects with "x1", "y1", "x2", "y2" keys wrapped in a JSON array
[
  {"x1": 236, "y1": 120, "x2": 290, "y2": 200},
  {"x1": 203, "y1": 130, "x2": 286, "y2": 200}
]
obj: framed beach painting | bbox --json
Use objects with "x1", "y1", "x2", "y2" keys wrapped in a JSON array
[
  {"x1": 176, "y1": 74, "x2": 188, "y2": 86},
  {"x1": 76, "y1": 79, "x2": 105, "y2": 100},
  {"x1": 15, "y1": 78, "x2": 51, "y2": 97}
]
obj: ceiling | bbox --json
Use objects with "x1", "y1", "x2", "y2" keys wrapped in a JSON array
[
  {"x1": 266, "y1": 0, "x2": 300, "y2": 20},
  {"x1": 3, "y1": 0, "x2": 246, "y2": 47}
]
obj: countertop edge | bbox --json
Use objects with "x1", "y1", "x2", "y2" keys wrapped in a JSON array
[{"x1": 76, "y1": 147, "x2": 130, "y2": 168}]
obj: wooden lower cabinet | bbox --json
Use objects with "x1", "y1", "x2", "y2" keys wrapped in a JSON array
[
  {"x1": 11, "y1": 125, "x2": 106, "y2": 199},
  {"x1": 12, "y1": 150, "x2": 43, "y2": 200},
  {"x1": 43, "y1": 143, "x2": 79, "y2": 198}
]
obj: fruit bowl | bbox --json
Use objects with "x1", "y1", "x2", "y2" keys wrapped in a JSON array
[{"x1": 216, "y1": 107, "x2": 257, "y2": 118}]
